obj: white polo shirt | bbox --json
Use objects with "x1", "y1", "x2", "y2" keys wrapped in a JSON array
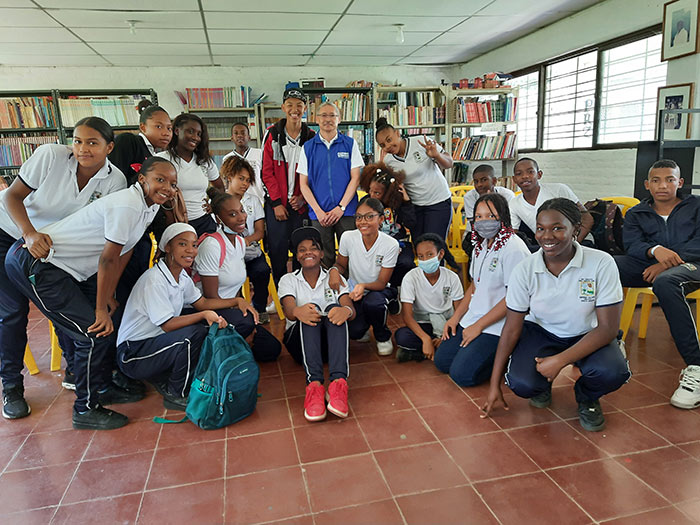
[
  {"x1": 506, "y1": 243, "x2": 623, "y2": 338},
  {"x1": 222, "y1": 147, "x2": 265, "y2": 206},
  {"x1": 338, "y1": 229, "x2": 399, "y2": 288},
  {"x1": 278, "y1": 268, "x2": 350, "y2": 330},
  {"x1": 400, "y1": 267, "x2": 464, "y2": 317},
  {"x1": 461, "y1": 234, "x2": 530, "y2": 336},
  {"x1": 282, "y1": 130, "x2": 302, "y2": 201},
  {"x1": 139, "y1": 133, "x2": 157, "y2": 156},
  {"x1": 0, "y1": 144, "x2": 126, "y2": 239},
  {"x1": 241, "y1": 191, "x2": 264, "y2": 237},
  {"x1": 194, "y1": 229, "x2": 247, "y2": 300},
  {"x1": 508, "y1": 182, "x2": 579, "y2": 232},
  {"x1": 463, "y1": 186, "x2": 516, "y2": 230},
  {"x1": 117, "y1": 259, "x2": 202, "y2": 345},
  {"x1": 384, "y1": 136, "x2": 451, "y2": 207},
  {"x1": 156, "y1": 151, "x2": 219, "y2": 220},
  {"x1": 39, "y1": 184, "x2": 159, "y2": 282},
  {"x1": 296, "y1": 134, "x2": 364, "y2": 176}
]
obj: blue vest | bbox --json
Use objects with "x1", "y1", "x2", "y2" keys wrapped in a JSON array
[{"x1": 302, "y1": 133, "x2": 359, "y2": 220}]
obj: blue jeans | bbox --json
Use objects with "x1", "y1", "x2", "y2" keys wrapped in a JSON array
[{"x1": 434, "y1": 325, "x2": 499, "y2": 386}]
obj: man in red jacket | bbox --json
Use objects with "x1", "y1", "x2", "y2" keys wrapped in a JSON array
[{"x1": 261, "y1": 88, "x2": 316, "y2": 284}]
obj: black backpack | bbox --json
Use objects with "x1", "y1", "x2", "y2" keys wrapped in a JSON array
[{"x1": 584, "y1": 199, "x2": 625, "y2": 255}]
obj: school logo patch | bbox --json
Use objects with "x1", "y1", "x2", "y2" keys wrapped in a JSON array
[
  {"x1": 245, "y1": 204, "x2": 254, "y2": 214},
  {"x1": 442, "y1": 286, "x2": 451, "y2": 299},
  {"x1": 324, "y1": 287, "x2": 335, "y2": 301},
  {"x1": 337, "y1": 152, "x2": 349, "y2": 159},
  {"x1": 413, "y1": 151, "x2": 424, "y2": 162},
  {"x1": 579, "y1": 279, "x2": 596, "y2": 302},
  {"x1": 375, "y1": 255, "x2": 384, "y2": 266},
  {"x1": 88, "y1": 191, "x2": 102, "y2": 203},
  {"x1": 489, "y1": 257, "x2": 499, "y2": 272}
]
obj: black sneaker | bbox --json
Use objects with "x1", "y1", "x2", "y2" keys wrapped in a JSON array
[
  {"x1": 150, "y1": 381, "x2": 188, "y2": 411},
  {"x1": 61, "y1": 369, "x2": 76, "y2": 391},
  {"x1": 72, "y1": 405, "x2": 128, "y2": 430},
  {"x1": 97, "y1": 384, "x2": 146, "y2": 405},
  {"x1": 2, "y1": 385, "x2": 31, "y2": 419},
  {"x1": 396, "y1": 346, "x2": 425, "y2": 363},
  {"x1": 529, "y1": 390, "x2": 552, "y2": 408},
  {"x1": 112, "y1": 369, "x2": 146, "y2": 395},
  {"x1": 578, "y1": 399, "x2": 605, "y2": 432},
  {"x1": 387, "y1": 294, "x2": 401, "y2": 316}
]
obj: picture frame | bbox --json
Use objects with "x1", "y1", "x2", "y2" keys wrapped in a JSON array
[
  {"x1": 656, "y1": 82, "x2": 694, "y2": 139},
  {"x1": 662, "y1": 0, "x2": 700, "y2": 61}
]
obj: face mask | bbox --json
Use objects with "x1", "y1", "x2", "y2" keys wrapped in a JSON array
[
  {"x1": 222, "y1": 224, "x2": 236, "y2": 235},
  {"x1": 418, "y1": 256, "x2": 440, "y2": 274},
  {"x1": 474, "y1": 219, "x2": 501, "y2": 239}
]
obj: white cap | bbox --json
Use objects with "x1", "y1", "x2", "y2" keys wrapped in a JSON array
[{"x1": 159, "y1": 222, "x2": 197, "y2": 251}]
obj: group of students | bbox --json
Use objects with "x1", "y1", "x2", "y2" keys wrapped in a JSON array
[{"x1": 0, "y1": 86, "x2": 698, "y2": 434}]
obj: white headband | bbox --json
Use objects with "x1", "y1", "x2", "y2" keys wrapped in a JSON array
[{"x1": 159, "y1": 223, "x2": 197, "y2": 251}]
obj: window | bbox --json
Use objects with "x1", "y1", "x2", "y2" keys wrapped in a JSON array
[
  {"x1": 510, "y1": 71, "x2": 538, "y2": 150},
  {"x1": 598, "y1": 34, "x2": 667, "y2": 143},
  {"x1": 543, "y1": 51, "x2": 597, "y2": 150}
]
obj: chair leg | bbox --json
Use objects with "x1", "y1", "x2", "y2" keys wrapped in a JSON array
[
  {"x1": 619, "y1": 289, "x2": 641, "y2": 340},
  {"x1": 49, "y1": 321, "x2": 62, "y2": 372},
  {"x1": 24, "y1": 345, "x2": 39, "y2": 376},
  {"x1": 638, "y1": 294, "x2": 654, "y2": 339}
]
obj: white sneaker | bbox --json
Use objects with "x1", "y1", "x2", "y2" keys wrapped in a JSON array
[
  {"x1": 357, "y1": 330, "x2": 370, "y2": 343},
  {"x1": 376, "y1": 339, "x2": 394, "y2": 356},
  {"x1": 670, "y1": 365, "x2": 700, "y2": 409},
  {"x1": 266, "y1": 301, "x2": 277, "y2": 314}
]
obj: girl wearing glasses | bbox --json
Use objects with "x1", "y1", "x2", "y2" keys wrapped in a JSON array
[{"x1": 329, "y1": 197, "x2": 399, "y2": 356}]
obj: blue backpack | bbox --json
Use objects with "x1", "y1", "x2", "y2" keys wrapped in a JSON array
[{"x1": 155, "y1": 324, "x2": 259, "y2": 430}]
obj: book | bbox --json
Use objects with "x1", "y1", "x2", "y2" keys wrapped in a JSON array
[
  {"x1": 58, "y1": 96, "x2": 145, "y2": 127},
  {"x1": 0, "y1": 134, "x2": 58, "y2": 167},
  {"x1": 0, "y1": 96, "x2": 57, "y2": 129},
  {"x1": 453, "y1": 94, "x2": 518, "y2": 124},
  {"x1": 186, "y1": 87, "x2": 254, "y2": 109}
]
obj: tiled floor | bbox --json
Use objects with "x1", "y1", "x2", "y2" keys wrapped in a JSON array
[{"x1": 2, "y1": 305, "x2": 700, "y2": 524}]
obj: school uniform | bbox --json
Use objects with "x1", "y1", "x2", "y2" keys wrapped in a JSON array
[
  {"x1": 384, "y1": 136, "x2": 452, "y2": 240},
  {"x1": 0, "y1": 144, "x2": 125, "y2": 390},
  {"x1": 278, "y1": 268, "x2": 350, "y2": 383},
  {"x1": 435, "y1": 233, "x2": 530, "y2": 386},
  {"x1": 116, "y1": 260, "x2": 208, "y2": 397},
  {"x1": 338, "y1": 229, "x2": 399, "y2": 343},
  {"x1": 508, "y1": 182, "x2": 579, "y2": 241},
  {"x1": 194, "y1": 228, "x2": 280, "y2": 362},
  {"x1": 241, "y1": 192, "x2": 271, "y2": 313},
  {"x1": 395, "y1": 266, "x2": 464, "y2": 350},
  {"x1": 109, "y1": 132, "x2": 157, "y2": 186},
  {"x1": 155, "y1": 151, "x2": 220, "y2": 236},
  {"x1": 503, "y1": 243, "x2": 631, "y2": 403},
  {"x1": 5, "y1": 183, "x2": 158, "y2": 413},
  {"x1": 380, "y1": 203, "x2": 417, "y2": 288},
  {"x1": 222, "y1": 147, "x2": 266, "y2": 207},
  {"x1": 463, "y1": 186, "x2": 516, "y2": 230}
]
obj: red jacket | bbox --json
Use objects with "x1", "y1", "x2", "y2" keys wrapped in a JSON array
[{"x1": 261, "y1": 119, "x2": 315, "y2": 208}]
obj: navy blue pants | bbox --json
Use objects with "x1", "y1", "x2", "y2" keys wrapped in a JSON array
[
  {"x1": 117, "y1": 324, "x2": 207, "y2": 398},
  {"x1": 348, "y1": 288, "x2": 398, "y2": 343},
  {"x1": 311, "y1": 216, "x2": 356, "y2": 269},
  {"x1": 615, "y1": 254, "x2": 700, "y2": 366},
  {"x1": 0, "y1": 229, "x2": 29, "y2": 389},
  {"x1": 55, "y1": 328, "x2": 75, "y2": 373},
  {"x1": 412, "y1": 198, "x2": 453, "y2": 241},
  {"x1": 434, "y1": 325, "x2": 499, "y2": 386},
  {"x1": 283, "y1": 318, "x2": 349, "y2": 384},
  {"x1": 245, "y1": 254, "x2": 271, "y2": 312},
  {"x1": 389, "y1": 242, "x2": 416, "y2": 288},
  {"x1": 264, "y1": 203, "x2": 307, "y2": 285},
  {"x1": 216, "y1": 307, "x2": 281, "y2": 362},
  {"x1": 505, "y1": 321, "x2": 631, "y2": 403},
  {"x1": 189, "y1": 213, "x2": 218, "y2": 238},
  {"x1": 5, "y1": 241, "x2": 114, "y2": 412}
]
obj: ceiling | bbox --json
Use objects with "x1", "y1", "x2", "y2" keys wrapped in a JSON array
[{"x1": 0, "y1": 0, "x2": 604, "y2": 68}]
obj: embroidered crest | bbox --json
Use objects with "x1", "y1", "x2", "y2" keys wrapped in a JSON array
[
  {"x1": 88, "y1": 191, "x2": 102, "y2": 203},
  {"x1": 489, "y1": 257, "x2": 499, "y2": 271},
  {"x1": 375, "y1": 255, "x2": 384, "y2": 266},
  {"x1": 324, "y1": 287, "x2": 335, "y2": 301},
  {"x1": 579, "y1": 279, "x2": 596, "y2": 301},
  {"x1": 442, "y1": 286, "x2": 451, "y2": 299},
  {"x1": 413, "y1": 151, "x2": 424, "y2": 162}
]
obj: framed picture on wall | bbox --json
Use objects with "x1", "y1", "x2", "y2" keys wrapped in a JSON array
[
  {"x1": 662, "y1": 0, "x2": 700, "y2": 60},
  {"x1": 656, "y1": 83, "x2": 694, "y2": 139}
]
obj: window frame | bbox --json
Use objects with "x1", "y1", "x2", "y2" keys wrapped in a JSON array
[{"x1": 509, "y1": 25, "x2": 663, "y2": 153}]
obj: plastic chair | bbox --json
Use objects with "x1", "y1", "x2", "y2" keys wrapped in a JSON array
[
  {"x1": 601, "y1": 196, "x2": 640, "y2": 217},
  {"x1": 447, "y1": 197, "x2": 470, "y2": 284},
  {"x1": 449, "y1": 185, "x2": 474, "y2": 198},
  {"x1": 23, "y1": 345, "x2": 39, "y2": 375},
  {"x1": 357, "y1": 190, "x2": 367, "y2": 200},
  {"x1": 23, "y1": 320, "x2": 63, "y2": 374},
  {"x1": 148, "y1": 232, "x2": 158, "y2": 268},
  {"x1": 620, "y1": 287, "x2": 700, "y2": 340}
]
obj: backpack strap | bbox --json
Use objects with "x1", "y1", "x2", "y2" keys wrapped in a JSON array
[
  {"x1": 153, "y1": 415, "x2": 188, "y2": 424},
  {"x1": 192, "y1": 231, "x2": 228, "y2": 283}
]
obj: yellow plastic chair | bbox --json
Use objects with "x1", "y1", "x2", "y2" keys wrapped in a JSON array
[
  {"x1": 620, "y1": 287, "x2": 700, "y2": 340},
  {"x1": 601, "y1": 196, "x2": 640, "y2": 218},
  {"x1": 23, "y1": 320, "x2": 63, "y2": 374},
  {"x1": 148, "y1": 232, "x2": 158, "y2": 268},
  {"x1": 23, "y1": 345, "x2": 39, "y2": 375},
  {"x1": 450, "y1": 185, "x2": 474, "y2": 198},
  {"x1": 447, "y1": 197, "x2": 470, "y2": 284},
  {"x1": 357, "y1": 190, "x2": 367, "y2": 200}
]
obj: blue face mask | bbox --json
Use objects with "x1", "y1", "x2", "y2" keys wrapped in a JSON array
[
  {"x1": 418, "y1": 256, "x2": 440, "y2": 274},
  {"x1": 222, "y1": 224, "x2": 236, "y2": 235}
]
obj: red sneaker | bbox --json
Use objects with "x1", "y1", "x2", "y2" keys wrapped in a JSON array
[
  {"x1": 326, "y1": 378, "x2": 349, "y2": 418},
  {"x1": 304, "y1": 382, "x2": 327, "y2": 422}
]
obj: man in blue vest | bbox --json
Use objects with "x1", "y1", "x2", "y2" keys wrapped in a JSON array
[{"x1": 298, "y1": 102, "x2": 364, "y2": 267}]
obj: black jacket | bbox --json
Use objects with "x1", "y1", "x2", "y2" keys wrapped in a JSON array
[{"x1": 109, "y1": 132, "x2": 152, "y2": 187}]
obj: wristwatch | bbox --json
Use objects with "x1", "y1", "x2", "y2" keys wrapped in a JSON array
[{"x1": 338, "y1": 204, "x2": 346, "y2": 212}]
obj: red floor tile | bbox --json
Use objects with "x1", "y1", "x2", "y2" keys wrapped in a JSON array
[
  {"x1": 258, "y1": 373, "x2": 288, "y2": 401},
  {"x1": 616, "y1": 446, "x2": 700, "y2": 503},
  {"x1": 225, "y1": 466, "x2": 309, "y2": 523},
  {"x1": 348, "y1": 344, "x2": 381, "y2": 364},
  {"x1": 348, "y1": 361, "x2": 395, "y2": 388},
  {"x1": 84, "y1": 419, "x2": 160, "y2": 460},
  {"x1": 7, "y1": 428, "x2": 92, "y2": 470},
  {"x1": 397, "y1": 486, "x2": 498, "y2": 525},
  {"x1": 633, "y1": 370, "x2": 682, "y2": 398},
  {"x1": 418, "y1": 400, "x2": 499, "y2": 439},
  {"x1": 582, "y1": 412, "x2": 669, "y2": 456},
  {"x1": 546, "y1": 385, "x2": 616, "y2": 420},
  {"x1": 399, "y1": 375, "x2": 467, "y2": 408},
  {"x1": 53, "y1": 494, "x2": 141, "y2": 524},
  {"x1": 627, "y1": 404, "x2": 700, "y2": 444},
  {"x1": 625, "y1": 351, "x2": 674, "y2": 374},
  {"x1": 227, "y1": 399, "x2": 292, "y2": 437},
  {"x1": 314, "y1": 499, "x2": 404, "y2": 525},
  {"x1": 507, "y1": 421, "x2": 606, "y2": 469},
  {"x1": 281, "y1": 371, "x2": 308, "y2": 398},
  {"x1": 156, "y1": 418, "x2": 226, "y2": 448},
  {"x1": 443, "y1": 432, "x2": 539, "y2": 482},
  {"x1": 357, "y1": 409, "x2": 435, "y2": 450},
  {"x1": 678, "y1": 440, "x2": 700, "y2": 458},
  {"x1": 0, "y1": 413, "x2": 38, "y2": 438},
  {"x1": 227, "y1": 429, "x2": 299, "y2": 476},
  {"x1": 475, "y1": 392, "x2": 561, "y2": 430},
  {"x1": 113, "y1": 393, "x2": 167, "y2": 421},
  {"x1": 294, "y1": 418, "x2": 369, "y2": 463},
  {"x1": 601, "y1": 505, "x2": 697, "y2": 525},
  {"x1": 27, "y1": 396, "x2": 75, "y2": 433},
  {"x1": 1, "y1": 506, "x2": 57, "y2": 524},
  {"x1": 258, "y1": 359, "x2": 282, "y2": 378},
  {"x1": 304, "y1": 454, "x2": 390, "y2": 512},
  {"x1": 139, "y1": 479, "x2": 224, "y2": 524},
  {"x1": 0, "y1": 462, "x2": 76, "y2": 515},
  {"x1": 265, "y1": 515, "x2": 314, "y2": 525},
  {"x1": 547, "y1": 458, "x2": 668, "y2": 521},
  {"x1": 603, "y1": 379, "x2": 669, "y2": 410},
  {"x1": 374, "y1": 442, "x2": 467, "y2": 495},
  {"x1": 476, "y1": 472, "x2": 591, "y2": 525},
  {"x1": 677, "y1": 499, "x2": 700, "y2": 522},
  {"x1": 147, "y1": 439, "x2": 224, "y2": 490},
  {"x1": 348, "y1": 383, "x2": 411, "y2": 416},
  {"x1": 62, "y1": 451, "x2": 151, "y2": 504},
  {"x1": 0, "y1": 434, "x2": 29, "y2": 471},
  {"x1": 383, "y1": 359, "x2": 443, "y2": 382}
]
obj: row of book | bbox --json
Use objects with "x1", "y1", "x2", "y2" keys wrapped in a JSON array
[
  {"x1": 186, "y1": 87, "x2": 254, "y2": 109},
  {"x1": 306, "y1": 94, "x2": 371, "y2": 122},
  {"x1": 0, "y1": 97, "x2": 57, "y2": 129},
  {"x1": 453, "y1": 95, "x2": 518, "y2": 124},
  {"x1": 0, "y1": 135, "x2": 58, "y2": 167},
  {"x1": 377, "y1": 90, "x2": 444, "y2": 108},
  {"x1": 345, "y1": 126, "x2": 374, "y2": 156},
  {"x1": 59, "y1": 97, "x2": 144, "y2": 127},
  {"x1": 451, "y1": 132, "x2": 517, "y2": 161},
  {"x1": 201, "y1": 116, "x2": 255, "y2": 141},
  {"x1": 378, "y1": 106, "x2": 446, "y2": 126}
]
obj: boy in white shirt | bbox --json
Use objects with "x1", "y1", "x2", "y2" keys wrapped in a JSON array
[{"x1": 222, "y1": 122, "x2": 265, "y2": 207}]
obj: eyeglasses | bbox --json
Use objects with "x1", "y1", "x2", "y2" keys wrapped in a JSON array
[
  {"x1": 318, "y1": 113, "x2": 339, "y2": 119},
  {"x1": 355, "y1": 213, "x2": 380, "y2": 222}
]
